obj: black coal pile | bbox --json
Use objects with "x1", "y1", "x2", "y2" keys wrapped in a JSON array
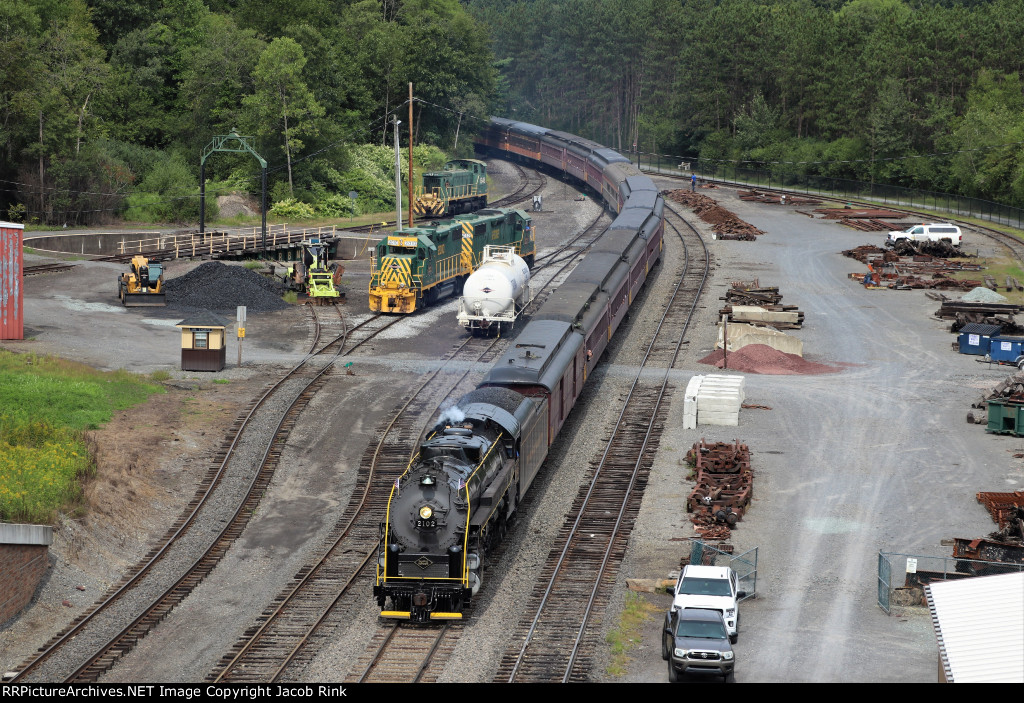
[{"x1": 164, "y1": 261, "x2": 291, "y2": 313}]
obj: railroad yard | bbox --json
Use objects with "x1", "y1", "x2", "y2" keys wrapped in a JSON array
[{"x1": 3, "y1": 159, "x2": 1024, "y2": 684}]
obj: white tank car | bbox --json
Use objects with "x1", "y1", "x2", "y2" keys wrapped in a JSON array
[{"x1": 457, "y1": 246, "x2": 531, "y2": 335}]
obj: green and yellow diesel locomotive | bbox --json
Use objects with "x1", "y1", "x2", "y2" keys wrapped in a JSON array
[
  {"x1": 369, "y1": 208, "x2": 534, "y2": 314},
  {"x1": 413, "y1": 159, "x2": 488, "y2": 217}
]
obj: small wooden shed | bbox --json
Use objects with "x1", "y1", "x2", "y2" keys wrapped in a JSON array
[{"x1": 176, "y1": 312, "x2": 228, "y2": 371}]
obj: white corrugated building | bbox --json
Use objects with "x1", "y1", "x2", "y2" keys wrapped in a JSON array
[{"x1": 925, "y1": 571, "x2": 1024, "y2": 682}]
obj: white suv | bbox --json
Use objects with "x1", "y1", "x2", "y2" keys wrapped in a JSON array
[
  {"x1": 667, "y1": 565, "x2": 745, "y2": 643},
  {"x1": 886, "y1": 223, "x2": 962, "y2": 246}
]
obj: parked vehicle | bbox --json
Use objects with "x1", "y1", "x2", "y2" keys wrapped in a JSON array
[
  {"x1": 662, "y1": 608, "x2": 736, "y2": 682},
  {"x1": 667, "y1": 565, "x2": 745, "y2": 642},
  {"x1": 886, "y1": 223, "x2": 962, "y2": 246}
]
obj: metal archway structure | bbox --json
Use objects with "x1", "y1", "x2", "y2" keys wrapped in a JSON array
[{"x1": 200, "y1": 130, "x2": 267, "y2": 251}]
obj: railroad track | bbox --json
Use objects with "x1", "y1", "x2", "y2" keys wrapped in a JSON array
[
  {"x1": 650, "y1": 169, "x2": 1024, "y2": 271},
  {"x1": 23, "y1": 262, "x2": 75, "y2": 275},
  {"x1": 495, "y1": 204, "x2": 710, "y2": 682},
  {"x1": 7, "y1": 304, "x2": 379, "y2": 684},
  {"x1": 351, "y1": 622, "x2": 460, "y2": 683},
  {"x1": 208, "y1": 331, "x2": 507, "y2": 683},
  {"x1": 488, "y1": 162, "x2": 547, "y2": 209},
  {"x1": 342, "y1": 160, "x2": 546, "y2": 237}
]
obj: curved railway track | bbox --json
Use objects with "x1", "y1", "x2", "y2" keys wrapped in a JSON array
[
  {"x1": 8, "y1": 305, "x2": 399, "y2": 684},
  {"x1": 494, "y1": 203, "x2": 710, "y2": 683},
  {"x1": 207, "y1": 183, "x2": 605, "y2": 683},
  {"x1": 208, "y1": 329, "x2": 508, "y2": 683}
]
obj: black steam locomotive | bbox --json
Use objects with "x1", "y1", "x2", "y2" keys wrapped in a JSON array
[{"x1": 373, "y1": 118, "x2": 665, "y2": 622}]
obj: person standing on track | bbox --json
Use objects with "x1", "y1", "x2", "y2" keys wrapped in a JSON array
[{"x1": 691, "y1": 173, "x2": 697, "y2": 192}]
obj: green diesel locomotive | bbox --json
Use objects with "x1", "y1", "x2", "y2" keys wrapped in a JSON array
[
  {"x1": 413, "y1": 159, "x2": 488, "y2": 217},
  {"x1": 369, "y1": 208, "x2": 534, "y2": 314}
]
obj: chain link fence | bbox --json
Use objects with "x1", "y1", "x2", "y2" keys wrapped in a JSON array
[
  {"x1": 878, "y1": 551, "x2": 1024, "y2": 614},
  {"x1": 634, "y1": 151, "x2": 1024, "y2": 230}
]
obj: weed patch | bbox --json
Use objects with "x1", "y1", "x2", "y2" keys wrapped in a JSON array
[{"x1": 0, "y1": 351, "x2": 163, "y2": 523}]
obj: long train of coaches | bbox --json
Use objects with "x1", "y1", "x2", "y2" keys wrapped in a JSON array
[{"x1": 374, "y1": 117, "x2": 666, "y2": 622}]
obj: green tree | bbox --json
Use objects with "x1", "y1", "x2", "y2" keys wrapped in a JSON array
[{"x1": 242, "y1": 37, "x2": 324, "y2": 197}]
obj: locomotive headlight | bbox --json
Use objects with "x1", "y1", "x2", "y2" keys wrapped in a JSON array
[{"x1": 419, "y1": 506, "x2": 433, "y2": 520}]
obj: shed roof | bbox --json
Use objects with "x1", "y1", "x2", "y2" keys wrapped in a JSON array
[
  {"x1": 925, "y1": 571, "x2": 1024, "y2": 682},
  {"x1": 176, "y1": 311, "x2": 229, "y2": 328},
  {"x1": 958, "y1": 323, "x2": 1002, "y2": 336}
]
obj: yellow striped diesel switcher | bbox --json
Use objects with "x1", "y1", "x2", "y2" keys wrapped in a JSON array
[{"x1": 369, "y1": 209, "x2": 534, "y2": 314}]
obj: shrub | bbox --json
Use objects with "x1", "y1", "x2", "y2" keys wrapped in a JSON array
[{"x1": 269, "y1": 198, "x2": 316, "y2": 219}]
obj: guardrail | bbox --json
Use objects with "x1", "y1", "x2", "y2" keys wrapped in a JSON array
[{"x1": 116, "y1": 224, "x2": 339, "y2": 258}]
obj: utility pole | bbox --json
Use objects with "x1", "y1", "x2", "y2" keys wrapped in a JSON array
[
  {"x1": 408, "y1": 83, "x2": 414, "y2": 228},
  {"x1": 392, "y1": 115, "x2": 403, "y2": 230},
  {"x1": 454, "y1": 112, "x2": 463, "y2": 153}
]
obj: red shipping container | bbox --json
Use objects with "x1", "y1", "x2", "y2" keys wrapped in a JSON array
[{"x1": 1, "y1": 221, "x2": 24, "y2": 340}]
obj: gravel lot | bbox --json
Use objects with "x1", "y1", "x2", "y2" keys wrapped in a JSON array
[{"x1": 4, "y1": 174, "x2": 1020, "y2": 684}]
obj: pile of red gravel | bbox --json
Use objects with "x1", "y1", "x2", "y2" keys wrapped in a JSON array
[{"x1": 698, "y1": 344, "x2": 841, "y2": 375}]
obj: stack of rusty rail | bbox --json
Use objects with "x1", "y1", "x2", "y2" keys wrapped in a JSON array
[
  {"x1": 685, "y1": 439, "x2": 753, "y2": 540},
  {"x1": 839, "y1": 218, "x2": 893, "y2": 231},
  {"x1": 815, "y1": 207, "x2": 905, "y2": 220},
  {"x1": 937, "y1": 300, "x2": 1022, "y2": 333},
  {"x1": 738, "y1": 190, "x2": 820, "y2": 206},
  {"x1": 665, "y1": 190, "x2": 765, "y2": 240}
]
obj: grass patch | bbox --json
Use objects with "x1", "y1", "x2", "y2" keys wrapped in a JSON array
[
  {"x1": 213, "y1": 378, "x2": 230, "y2": 384},
  {"x1": 946, "y1": 255, "x2": 1024, "y2": 305},
  {"x1": 283, "y1": 291, "x2": 298, "y2": 304},
  {"x1": 243, "y1": 260, "x2": 263, "y2": 270},
  {"x1": 150, "y1": 370, "x2": 171, "y2": 382},
  {"x1": 0, "y1": 351, "x2": 164, "y2": 524},
  {"x1": 605, "y1": 591, "x2": 660, "y2": 677}
]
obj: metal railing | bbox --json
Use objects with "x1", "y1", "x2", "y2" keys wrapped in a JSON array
[
  {"x1": 633, "y1": 150, "x2": 1024, "y2": 230},
  {"x1": 116, "y1": 224, "x2": 337, "y2": 259}
]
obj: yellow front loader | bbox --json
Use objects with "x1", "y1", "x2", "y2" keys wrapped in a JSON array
[{"x1": 118, "y1": 255, "x2": 166, "y2": 306}]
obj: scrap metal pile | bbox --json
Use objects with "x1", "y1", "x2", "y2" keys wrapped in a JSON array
[
  {"x1": 904, "y1": 490, "x2": 1024, "y2": 591},
  {"x1": 719, "y1": 280, "x2": 804, "y2": 329},
  {"x1": 685, "y1": 439, "x2": 753, "y2": 540},
  {"x1": 842, "y1": 244, "x2": 983, "y2": 290},
  {"x1": 953, "y1": 491, "x2": 1024, "y2": 575},
  {"x1": 664, "y1": 190, "x2": 765, "y2": 240}
]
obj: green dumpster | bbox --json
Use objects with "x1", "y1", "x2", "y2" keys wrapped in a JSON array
[{"x1": 987, "y1": 399, "x2": 1024, "y2": 436}]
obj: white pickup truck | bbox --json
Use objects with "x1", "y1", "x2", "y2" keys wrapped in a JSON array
[
  {"x1": 886, "y1": 223, "x2": 962, "y2": 246},
  {"x1": 665, "y1": 564, "x2": 746, "y2": 643}
]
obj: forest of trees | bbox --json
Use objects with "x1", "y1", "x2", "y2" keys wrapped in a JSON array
[
  {"x1": 471, "y1": 0, "x2": 1024, "y2": 205},
  {"x1": 2, "y1": 0, "x2": 1024, "y2": 227}
]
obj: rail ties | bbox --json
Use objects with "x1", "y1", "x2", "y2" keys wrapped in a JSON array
[
  {"x1": 349, "y1": 623, "x2": 459, "y2": 683},
  {"x1": 207, "y1": 332, "x2": 501, "y2": 683},
  {"x1": 23, "y1": 263, "x2": 75, "y2": 276}
]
